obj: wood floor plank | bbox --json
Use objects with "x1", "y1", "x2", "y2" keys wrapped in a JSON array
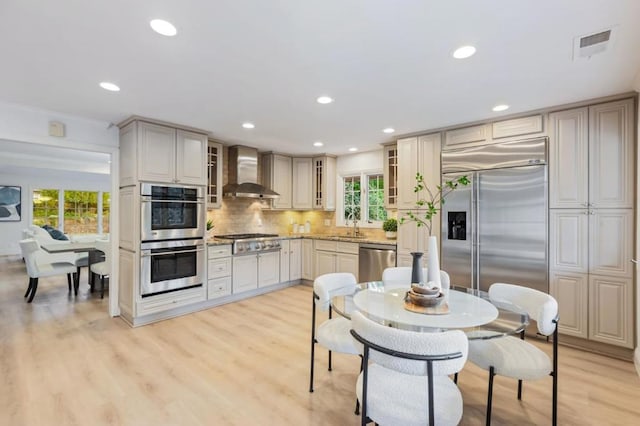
[{"x1": 2, "y1": 254, "x2": 640, "y2": 425}]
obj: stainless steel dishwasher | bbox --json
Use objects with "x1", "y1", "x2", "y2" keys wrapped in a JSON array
[{"x1": 359, "y1": 243, "x2": 396, "y2": 282}]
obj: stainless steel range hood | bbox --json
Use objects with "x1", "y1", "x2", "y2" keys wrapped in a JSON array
[{"x1": 223, "y1": 146, "x2": 280, "y2": 199}]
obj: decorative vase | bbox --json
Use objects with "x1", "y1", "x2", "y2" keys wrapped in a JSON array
[
  {"x1": 385, "y1": 231, "x2": 397, "y2": 240},
  {"x1": 410, "y1": 252, "x2": 424, "y2": 285},
  {"x1": 426, "y1": 235, "x2": 447, "y2": 295}
]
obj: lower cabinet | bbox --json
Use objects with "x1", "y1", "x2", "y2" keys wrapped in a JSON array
[
  {"x1": 302, "y1": 239, "x2": 314, "y2": 280},
  {"x1": 550, "y1": 271, "x2": 588, "y2": 339},
  {"x1": 233, "y1": 251, "x2": 280, "y2": 293},
  {"x1": 207, "y1": 244, "x2": 232, "y2": 300},
  {"x1": 258, "y1": 251, "x2": 280, "y2": 288},
  {"x1": 280, "y1": 239, "x2": 302, "y2": 283},
  {"x1": 313, "y1": 240, "x2": 359, "y2": 280}
]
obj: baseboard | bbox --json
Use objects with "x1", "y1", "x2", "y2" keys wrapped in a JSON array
[{"x1": 634, "y1": 348, "x2": 640, "y2": 377}]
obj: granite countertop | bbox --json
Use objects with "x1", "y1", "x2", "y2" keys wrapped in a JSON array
[{"x1": 207, "y1": 234, "x2": 396, "y2": 246}]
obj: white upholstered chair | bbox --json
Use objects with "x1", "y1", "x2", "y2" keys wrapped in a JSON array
[
  {"x1": 309, "y1": 273, "x2": 360, "y2": 396},
  {"x1": 351, "y1": 310, "x2": 468, "y2": 426},
  {"x1": 89, "y1": 238, "x2": 110, "y2": 299},
  {"x1": 467, "y1": 283, "x2": 559, "y2": 426},
  {"x1": 382, "y1": 266, "x2": 451, "y2": 290},
  {"x1": 19, "y1": 239, "x2": 77, "y2": 303}
]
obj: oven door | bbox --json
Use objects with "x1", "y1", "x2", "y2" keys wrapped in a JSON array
[
  {"x1": 140, "y1": 184, "x2": 205, "y2": 241},
  {"x1": 140, "y1": 239, "x2": 205, "y2": 297}
]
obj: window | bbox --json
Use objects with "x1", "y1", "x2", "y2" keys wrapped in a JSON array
[
  {"x1": 340, "y1": 173, "x2": 388, "y2": 226},
  {"x1": 32, "y1": 189, "x2": 110, "y2": 234}
]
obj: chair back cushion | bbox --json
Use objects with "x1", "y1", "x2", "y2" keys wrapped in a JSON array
[
  {"x1": 42, "y1": 225, "x2": 69, "y2": 241},
  {"x1": 94, "y1": 238, "x2": 111, "y2": 269},
  {"x1": 489, "y1": 283, "x2": 558, "y2": 336},
  {"x1": 382, "y1": 267, "x2": 450, "y2": 290},
  {"x1": 19, "y1": 239, "x2": 40, "y2": 278},
  {"x1": 314, "y1": 273, "x2": 357, "y2": 311},
  {"x1": 351, "y1": 311, "x2": 468, "y2": 376}
]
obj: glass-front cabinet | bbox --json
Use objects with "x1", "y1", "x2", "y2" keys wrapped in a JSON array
[
  {"x1": 383, "y1": 144, "x2": 398, "y2": 209},
  {"x1": 207, "y1": 141, "x2": 223, "y2": 208}
]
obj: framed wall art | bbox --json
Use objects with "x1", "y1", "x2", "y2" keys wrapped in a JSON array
[{"x1": 0, "y1": 186, "x2": 22, "y2": 221}]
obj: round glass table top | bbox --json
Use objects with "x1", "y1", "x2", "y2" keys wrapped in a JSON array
[{"x1": 331, "y1": 281, "x2": 529, "y2": 339}]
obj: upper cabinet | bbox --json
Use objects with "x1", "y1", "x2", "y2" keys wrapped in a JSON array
[
  {"x1": 207, "y1": 141, "x2": 223, "y2": 208},
  {"x1": 549, "y1": 99, "x2": 634, "y2": 209},
  {"x1": 313, "y1": 156, "x2": 336, "y2": 210},
  {"x1": 397, "y1": 134, "x2": 441, "y2": 209},
  {"x1": 292, "y1": 157, "x2": 313, "y2": 209},
  {"x1": 119, "y1": 119, "x2": 208, "y2": 187},
  {"x1": 262, "y1": 153, "x2": 293, "y2": 209},
  {"x1": 443, "y1": 115, "x2": 544, "y2": 150},
  {"x1": 383, "y1": 144, "x2": 398, "y2": 209}
]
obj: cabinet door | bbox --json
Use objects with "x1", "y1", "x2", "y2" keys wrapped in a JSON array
[
  {"x1": 302, "y1": 239, "x2": 314, "y2": 280},
  {"x1": 383, "y1": 145, "x2": 398, "y2": 209},
  {"x1": 292, "y1": 158, "x2": 313, "y2": 209},
  {"x1": 548, "y1": 108, "x2": 588, "y2": 208},
  {"x1": 589, "y1": 275, "x2": 633, "y2": 348},
  {"x1": 396, "y1": 212, "x2": 427, "y2": 263},
  {"x1": 589, "y1": 209, "x2": 633, "y2": 277},
  {"x1": 119, "y1": 122, "x2": 137, "y2": 187},
  {"x1": 336, "y1": 253, "x2": 359, "y2": 281},
  {"x1": 207, "y1": 141, "x2": 223, "y2": 208},
  {"x1": 549, "y1": 271, "x2": 588, "y2": 339},
  {"x1": 273, "y1": 155, "x2": 293, "y2": 209},
  {"x1": 323, "y1": 156, "x2": 336, "y2": 211},
  {"x1": 397, "y1": 137, "x2": 419, "y2": 209},
  {"x1": 589, "y1": 99, "x2": 634, "y2": 208},
  {"x1": 289, "y1": 240, "x2": 302, "y2": 280},
  {"x1": 258, "y1": 251, "x2": 280, "y2": 287},
  {"x1": 232, "y1": 255, "x2": 258, "y2": 293},
  {"x1": 418, "y1": 134, "x2": 442, "y2": 242},
  {"x1": 208, "y1": 276, "x2": 232, "y2": 300},
  {"x1": 279, "y1": 240, "x2": 290, "y2": 282},
  {"x1": 138, "y1": 122, "x2": 175, "y2": 183},
  {"x1": 176, "y1": 130, "x2": 207, "y2": 185},
  {"x1": 549, "y1": 209, "x2": 588, "y2": 273},
  {"x1": 315, "y1": 250, "x2": 336, "y2": 277}
]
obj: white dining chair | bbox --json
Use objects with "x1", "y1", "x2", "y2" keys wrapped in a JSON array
[
  {"x1": 19, "y1": 239, "x2": 78, "y2": 303},
  {"x1": 90, "y1": 238, "x2": 111, "y2": 299},
  {"x1": 351, "y1": 310, "x2": 468, "y2": 426},
  {"x1": 382, "y1": 266, "x2": 451, "y2": 290},
  {"x1": 309, "y1": 273, "x2": 360, "y2": 407},
  {"x1": 467, "y1": 283, "x2": 559, "y2": 426}
]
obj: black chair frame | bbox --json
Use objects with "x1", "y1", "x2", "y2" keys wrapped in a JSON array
[{"x1": 350, "y1": 329, "x2": 463, "y2": 426}]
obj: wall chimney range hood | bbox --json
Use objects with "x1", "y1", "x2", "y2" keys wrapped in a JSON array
[{"x1": 223, "y1": 146, "x2": 280, "y2": 199}]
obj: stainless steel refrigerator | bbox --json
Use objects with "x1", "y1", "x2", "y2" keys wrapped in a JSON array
[{"x1": 441, "y1": 138, "x2": 548, "y2": 293}]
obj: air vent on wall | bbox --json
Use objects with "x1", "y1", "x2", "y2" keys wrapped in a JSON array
[{"x1": 573, "y1": 27, "x2": 616, "y2": 60}]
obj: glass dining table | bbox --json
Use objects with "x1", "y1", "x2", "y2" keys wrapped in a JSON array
[{"x1": 331, "y1": 281, "x2": 529, "y2": 340}]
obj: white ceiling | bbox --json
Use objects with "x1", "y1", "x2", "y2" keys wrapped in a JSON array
[{"x1": 1, "y1": 0, "x2": 639, "y2": 155}]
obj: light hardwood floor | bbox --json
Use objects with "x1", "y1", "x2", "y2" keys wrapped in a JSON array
[{"x1": 2, "y1": 254, "x2": 640, "y2": 425}]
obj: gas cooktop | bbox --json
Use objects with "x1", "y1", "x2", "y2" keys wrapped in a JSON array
[{"x1": 215, "y1": 233, "x2": 281, "y2": 254}]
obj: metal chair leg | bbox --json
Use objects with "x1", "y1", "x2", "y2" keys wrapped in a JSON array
[
  {"x1": 309, "y1": 293, "x2": 317, "y2": 393},
  {"x1": 454, "y1": 372, "x2": 458, "y2": 384},
  {"x1": 328, "y1": 350, "x2": 332, "y2": 371},
  {"x1": 100, "y1": 275, "x2": 106, "y2": 299},
  {"x1": 27, "y1": 278, "x2": 39, "y2": 303},
  {"x1": 67, "y1": 273, "x2": 72, "y2": 293},
  {"x1": 355, "y1": 355, "x2": 364, "y2": 415},
  {"x1": 73, "y1": 272, "x2": 80, "y2": 295},
  {"x1": 24, "y1": 277, "x2": 33, "y2": 298},
  {"x1": 486, "y1": 366, "x2": 495, "y2": 426},
  {"x1": 517, "y1": 379, "x2": 523, "y2": 400}
]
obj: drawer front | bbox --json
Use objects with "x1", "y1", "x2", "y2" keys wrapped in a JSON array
[
  {"x1": 208, "y1": 276, "x2": 232, "y2": 299},
  {"x1": 137, "y1": 286, "x2": 205, "y2": 317},
  {"x1": 314, "y1": 239, "x2": 337, "y2": 252},
  {"x1": 208, "y1": 245, "x2": 232, "y2": 259},
  {"x1": 208, "y1": 257, "x2": 231, "y2": 278},
  {"x1": 336, "y1": 242, "x2": 359, "y2": 254}
]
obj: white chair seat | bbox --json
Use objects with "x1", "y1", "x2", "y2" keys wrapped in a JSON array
[
  {"x1": 316, "y1": 317, "x2": 359, "y2": 355},
  {"x1": 468, "y1": 336, "x2": 552, "y2": 381},
  {"x1": 37, "y1": 262, "x2": 77, "y2": 278},
  {"x1": 90, "y1": 261, "x2": 109, "y2": 276},
  {"x1": 356, "y1": 364, "x2": 463, "y2": 426}
]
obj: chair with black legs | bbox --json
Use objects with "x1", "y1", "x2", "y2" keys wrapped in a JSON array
[
  {"x1": 19, "y1": 239, "x2": 77, "y2": 303},
  {"x1": 466, "y1": 283, "x2": 559, "y2": 426},
  {"x1": 309, "y1": 273, "x2": 360, "y2": 406},
  {"x1": 351, "y1": 310, "x2": 468, "y2": 426},
  {"x1": 89, "y1": 238, "x2": 111, "y2": 299}
]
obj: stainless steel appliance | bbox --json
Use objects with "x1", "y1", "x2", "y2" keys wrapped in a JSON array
[
  {"x1": 140, "y1": 183, "x2": 205, "y2": 241},
  {"x1": 140, "y1": 238, "x2": 205, "y2": 297},
  {"x1": 441, "y1": 138, "x2": 548, "y2": 293},
  {"x1": 215, "y1": 233, "x2": 281, "y2": 254},
  {"x1": 222, "y1": 146, "x2": 280, "y2": 199},
  {"x1": 359, "y1": 243, "x2": 397, "y2": 282}
]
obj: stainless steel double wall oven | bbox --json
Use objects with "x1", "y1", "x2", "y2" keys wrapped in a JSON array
[{"x1": 140, "y1": 183, "x2": 205, "y2": 297}]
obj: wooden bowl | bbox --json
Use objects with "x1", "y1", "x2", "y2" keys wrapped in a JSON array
[
  {"x1": 411, "y1": 284, "x2": 440, "y2": 296},
  {"x1": 406, "y1": 290, "x2": 444, "y2": 307}
]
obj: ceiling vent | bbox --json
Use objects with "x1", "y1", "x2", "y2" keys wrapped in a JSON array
[{"x1": 573, "y1": 27, "x2": 616, "y2": 60}]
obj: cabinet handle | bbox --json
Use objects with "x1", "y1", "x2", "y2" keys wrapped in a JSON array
[
  {"x1": 631, "y1": 259, "x2": 639, "y2": 264},
  {"x1": 583, "y1": 211, "x2": 589, "y2": 215}
]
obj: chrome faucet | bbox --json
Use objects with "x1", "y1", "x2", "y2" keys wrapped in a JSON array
[{"x1": 346, "y1": 211, "x2": 360, "y2": 237}]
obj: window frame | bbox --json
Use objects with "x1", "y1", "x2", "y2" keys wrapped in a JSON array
[
  {"x1": 337, "y1": 170, "x2": 388, "y2": 229},
  {"x1": 32, "y1": 188, "x2": 110, "y2": 235}
]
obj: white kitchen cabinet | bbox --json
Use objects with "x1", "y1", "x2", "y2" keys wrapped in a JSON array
[
  {"x1": 337, "y1": 253, "x2": 359, "y2": 278},
  {"x1": 207, "y1": 141, "x2": 223, "y2": 208},
  {"x1": 549, "y1": 271, "x2": 588, "y2": 339},
  {"x1": 302, "y1": 239, "x2": 314, "y2": 280},
  {"x1": 313, "y1": 240, "x2": 359, "y2": 280},
  {"x1": 279, "y1": 239, "x2": 290, "y2": 282},
  {"x1": 258, "y1": 251, "x2": 280, "y2": 288},
  {"x1": 290, "y1": 239, "x2": 302, "y2": 281},
  {"x1": 589, "y1": 209, "x2": 633, "y2": 278},
  {"x1": 292, "y1": 157, "x2": 313, "y2": 209},
  {"x1": 313, "y1": 156, "x2": 337, "y2": 210},
  {"x1": 491, "y1": 114, "x2": 543, "y2": 139},
  {"x1": 589, "y1": 275, "x2": 633, "y2": 348},
  {"x1": 315, "y1": 250, "x2": 336, "y2": 277},
  {"x1": 207, "y1": 244, "x2": 232, "y2": 299},
  {"x1": 549, "y1": 210, "x2": 589, "y2": 273},
  {"x1": 119, "y1": 119, "x2": 208, "y2": 186},
  {"x1": 383, "y1": 144, "x2": 398, "y2": 209},
  {"x1": 233, "y1": 255, "x2": 258, "y2": 293},
  {"x1": 397, "y1": 134, "x2": 441, "y2": 211},
  {"x1": 262, "y1": 153, "x2": 292, "y2": 209},
  {"x1": 444, "y1": 124, "x2": 488, "y2": 149}
]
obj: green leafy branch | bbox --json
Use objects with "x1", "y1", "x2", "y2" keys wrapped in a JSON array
[{"x1": 400, "y1": 173, "x2": 470, "y2": 236}]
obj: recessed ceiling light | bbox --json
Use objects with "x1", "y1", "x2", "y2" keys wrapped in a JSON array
[
  {"x1": 348, "y1": 147, "x2": 358, "y2": 152},
  {"x1": 313, "y1": 141, "x2": 324, "y2": 147},
  {"x1": 492, "y1": 104, "x2": 510, "y2": 112},
  {"x1": 382, "y1": 127, "x2": 395, "y2": 134},
  {"x1": 242, "y1": 122, "x2": 255, "y2": 129},
  {"x1": 453, "y1": 45, "x2": 476, "y2": 59},
  {"x1": 99, "y1": 82, "x2": 120, "y2": 92},
  {"x1": 150, "y1": 19, "x2": 177, "y2": 36},
  {"x1": 316, "y1": 96, "x2": 334, "y2": 104}
]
